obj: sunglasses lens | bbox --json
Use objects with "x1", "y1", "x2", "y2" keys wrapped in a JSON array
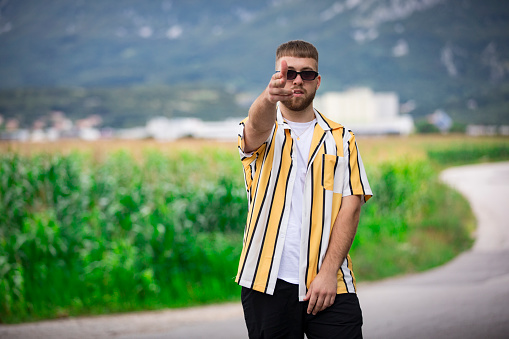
[
  {"x1": 301, "y1": 71, "x2": 318, "y2": 80},
  {"x1": 281, "y1": 70, "x2": 318, "y2": 80},
  {"x1": 286, "y1": 70, "x2": 297, "y2": 80}
]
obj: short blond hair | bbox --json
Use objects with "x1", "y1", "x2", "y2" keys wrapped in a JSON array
[{"x1": 276, "y1": 40, "x2": 319, "y2": 65}]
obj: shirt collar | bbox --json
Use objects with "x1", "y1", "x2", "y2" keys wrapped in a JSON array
[{"x1": 276, "y1": 105, "x2": 341, "y2": 131}]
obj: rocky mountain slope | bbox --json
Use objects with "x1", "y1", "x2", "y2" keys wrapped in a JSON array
[{"x1": 0, "y1": 0, "x2": 508, "y2": 126}]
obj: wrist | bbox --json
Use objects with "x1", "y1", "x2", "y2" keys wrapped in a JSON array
[
  {"x1": 319, "y1": 255, "x2": 344, "y2": 277},
  {"x1": 318, "y1": 263, "x2": 339, "y2": 278}
]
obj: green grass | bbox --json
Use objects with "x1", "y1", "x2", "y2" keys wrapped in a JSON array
[
  {"x1": 1, "y1": 139, "x2": 508, "y2": 323},
  {"x1": 427, "y1": 141, "x2": 509, "y2": 166},
  {"x1": 351, "y1": 160, "x2": 475, "y2": 281}
]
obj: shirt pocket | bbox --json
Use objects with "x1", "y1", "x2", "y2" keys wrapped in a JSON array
[{"x1": 322, "y1": 154, "x2": 346, "y2": 194}]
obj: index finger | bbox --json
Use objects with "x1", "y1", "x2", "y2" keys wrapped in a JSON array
[
  {"x1": 307, "y1": 297, "x2": 317, "y2": 314},
  {"x1": 280, "y1": 59, "x2": 288, "y2": 82}
]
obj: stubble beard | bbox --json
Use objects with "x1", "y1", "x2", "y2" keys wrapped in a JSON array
[{"x1": 281, "y1": 89, "x2": 316, "y2": 112}]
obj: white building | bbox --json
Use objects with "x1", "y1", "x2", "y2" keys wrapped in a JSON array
[
  {"x1": 145, "y1": 117, "x2": 201, "y2": 140},
  {"x1": 314, "y1": 88, "x2": 414, "y2": 135},
  {"x1": 145, "y1": 116, "x2": 242, "y2": 141},
  {"x1": 194, "y1": 118, "x2": 243, "y2": 141}
]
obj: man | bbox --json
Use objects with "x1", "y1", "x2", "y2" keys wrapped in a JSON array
[{"x1": 236, "y1": 40, "x2": 372, "y2": 339}]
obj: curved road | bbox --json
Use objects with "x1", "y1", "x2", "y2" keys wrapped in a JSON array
[
  {"x1": 360, "y1": 161, "x2": 509, "y2": 339},
  {"x1": 2, "y1": 162, "x2": 509, "y2": 339}
]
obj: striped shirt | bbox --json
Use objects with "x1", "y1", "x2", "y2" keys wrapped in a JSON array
[{"x1": 236, "y1": 108, "x2": 372, "y2": 301}]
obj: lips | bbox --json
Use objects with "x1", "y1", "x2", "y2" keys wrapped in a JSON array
[{"x1": 292, "y1": 89, "x2": 305, "y2": 96}]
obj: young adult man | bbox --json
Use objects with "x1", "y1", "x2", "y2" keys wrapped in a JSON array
[{"x1": 236, "y1": 40, "x2": 372, "y2": 339}]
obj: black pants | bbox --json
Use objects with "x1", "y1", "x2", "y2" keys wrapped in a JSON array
[{"x1": 241, "y1": 279, "x2": 363, "y2": 339}]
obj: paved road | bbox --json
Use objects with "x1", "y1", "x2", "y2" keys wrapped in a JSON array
[
  {"x1": 360, "y1": 162, "x2": 509, "y2": 339},
  {"x1": 2, "y1": 162, "x2": 508, "y2": 339}
]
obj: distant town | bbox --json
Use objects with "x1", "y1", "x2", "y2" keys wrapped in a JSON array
[{"x1": 1, "y1": 88, "x2": 508, "y2": 142}]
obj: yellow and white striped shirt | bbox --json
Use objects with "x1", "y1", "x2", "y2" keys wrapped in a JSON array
[{"x1": 236, "y1": 108, "x2": 372, "y2": 300}]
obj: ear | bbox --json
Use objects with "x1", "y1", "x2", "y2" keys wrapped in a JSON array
[{"x1": 316, "y1": 74, "x2": 321, "y2": 90}]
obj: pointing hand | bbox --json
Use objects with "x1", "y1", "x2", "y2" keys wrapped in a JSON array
[{"x1": 266, "y1": 59, "x2": 293, "y2": 103}]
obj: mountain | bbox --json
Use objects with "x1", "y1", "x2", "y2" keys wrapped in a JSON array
[{"x1": 0, "y1": 0, "x2": 508, "y2": 127}]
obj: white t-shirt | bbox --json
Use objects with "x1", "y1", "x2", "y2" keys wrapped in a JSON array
[{"x1": 277, "y1": 119, "x2": 316, "y2": 284}]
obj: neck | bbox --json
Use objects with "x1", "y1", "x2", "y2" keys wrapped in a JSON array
[{"x1": 280, "y1": 105, "x2": 315, "y2": 123}]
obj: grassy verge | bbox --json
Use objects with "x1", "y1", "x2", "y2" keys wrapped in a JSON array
[
  {"x1": 352, "y1": 139, "x2": 509, "y2": 281},
  {"x1": 351, "y1": 160, "x2": 475, "y2": 281}
]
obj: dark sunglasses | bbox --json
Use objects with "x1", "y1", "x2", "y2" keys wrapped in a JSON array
[{"x1": 276, "y1": 70, "x2": 319, "y2": 81}]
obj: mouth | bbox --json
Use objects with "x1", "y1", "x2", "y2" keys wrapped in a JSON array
[{"x1": 292, "y1": 89, "x2": 305, "y2": 97}]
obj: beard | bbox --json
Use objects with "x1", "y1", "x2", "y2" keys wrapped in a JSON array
[{"x1": 281, "y1": 88, "x2": 317, "y2": 112}]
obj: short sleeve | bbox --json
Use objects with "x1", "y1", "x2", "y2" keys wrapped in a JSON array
[
  {"x1": 341, "y1": 130, "x2": 372, "y2": 203},
  {"x1": 238, "y1": 117, "x2": 273, "y2": 162},
  {"x1": 238, "y1": 118, "x2": 258, "y2": 161},
  {"x1": 238, "y1": 118, "x2": 274, "y2": 190}
]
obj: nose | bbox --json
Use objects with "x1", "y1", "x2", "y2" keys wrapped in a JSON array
[{"x1": 292, "y1": 73, "x2": 304, "y2": 85}]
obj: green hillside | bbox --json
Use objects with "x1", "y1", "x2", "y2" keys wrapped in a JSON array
[{"x1": 0, "y1": 0, "x2": 508, "y2": 127}]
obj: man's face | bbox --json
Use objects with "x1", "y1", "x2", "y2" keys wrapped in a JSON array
[{"x1": 276, "y1": 56, "x2": 321, "y2": 112}]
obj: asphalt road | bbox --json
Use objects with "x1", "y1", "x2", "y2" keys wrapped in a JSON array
[
  {"x1": 1, "y1": 162, "x2": 508, "y2": 339},
  {"x1": 360, "y1": 161, "x2": 509, "y2": 339}
]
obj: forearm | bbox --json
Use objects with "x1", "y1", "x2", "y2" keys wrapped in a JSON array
[
  {"x1": 320, "y1": 195, "x2": 361, "y2": 277},
  {"x1": 243, "y1": 91, "x2": 277, "y2": 153}
]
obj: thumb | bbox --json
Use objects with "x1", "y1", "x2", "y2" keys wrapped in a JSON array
[{"x1": 303, "y1": 288, "x2": 311, "y2": 301}]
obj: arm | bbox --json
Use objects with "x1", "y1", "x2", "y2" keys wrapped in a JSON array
[
  {"x1": 304, "y1": 194, "x2": 362, "y2": 315},
  {"x1": 243, "y1": 60, "x2": 294, "y2": 153}
]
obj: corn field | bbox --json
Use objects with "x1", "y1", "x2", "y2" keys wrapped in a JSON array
[{"x1": 0, "y1": 149, "x2": 246, "y2": 323}]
